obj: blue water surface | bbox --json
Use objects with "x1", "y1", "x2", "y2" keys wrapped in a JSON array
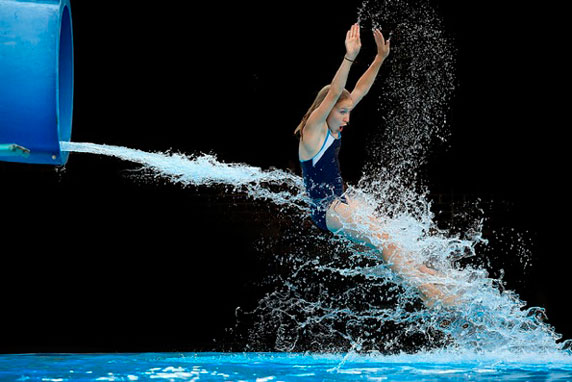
[{"x1": 2, "y1": 352, "x2": 572, "y2": 381}]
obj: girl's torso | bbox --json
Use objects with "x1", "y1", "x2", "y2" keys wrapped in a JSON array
[
  {"x1": 298, "y1": 122, "x2": 340, "y2": 161},
  {"x1": 298, "y1": 122, "x2": 344, "y2": 203}
]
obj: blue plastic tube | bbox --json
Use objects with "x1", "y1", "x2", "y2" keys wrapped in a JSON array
[{"x1": 0, "y1": 0, "x2": 73, "y2": 165}]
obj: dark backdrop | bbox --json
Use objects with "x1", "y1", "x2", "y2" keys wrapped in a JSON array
[{"x1": 1, "y1": 0, "x2": 569, "y2": 352}]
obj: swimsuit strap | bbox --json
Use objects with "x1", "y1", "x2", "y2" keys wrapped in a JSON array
[{"x1": 299, "y1": 129, "x2": 341, "y2": 166}]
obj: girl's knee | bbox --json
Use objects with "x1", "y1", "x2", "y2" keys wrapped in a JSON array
[{"x1": 418, "y1": 264, "x2": 438, "y2": 276}]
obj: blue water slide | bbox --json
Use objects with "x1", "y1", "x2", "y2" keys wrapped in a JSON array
[{"x1": 0, "y1": 0, "x2": 73, "y2": 165}]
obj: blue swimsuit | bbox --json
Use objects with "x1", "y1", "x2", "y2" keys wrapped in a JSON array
[{"x1": 299, "y1": 130, "x2": 348, "y2": 231}]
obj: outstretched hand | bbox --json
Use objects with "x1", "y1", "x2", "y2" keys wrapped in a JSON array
[
  {"x1": 373, "y1": 28, "x2": 390, "y2": 60},
  {"x1": 345, "y1": 23, "x2": 361, "y2": 61}
]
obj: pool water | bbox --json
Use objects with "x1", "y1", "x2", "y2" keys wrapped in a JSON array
[{"x1": 2, "y1": 352, "x2": 572, "y2": 381}]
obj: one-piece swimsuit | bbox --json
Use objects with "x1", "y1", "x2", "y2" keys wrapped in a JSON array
[{"x1": 299, "y1": 129, "x2": 348, "y2": 231}]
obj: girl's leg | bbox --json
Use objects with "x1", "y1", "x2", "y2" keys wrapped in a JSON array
[{"x1": 325, "y1": 196, "x2": 458, "y2": 306}]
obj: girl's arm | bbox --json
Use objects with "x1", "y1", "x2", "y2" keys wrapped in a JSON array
[
  {"x1": 304, "y1": 24, "x2": 361, "y2": 137},
  {"x1": 351, "y1": 28, "x2": 390, "y2": 107}
]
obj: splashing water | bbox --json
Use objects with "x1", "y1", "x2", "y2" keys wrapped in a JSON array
[
  {"x1": 60, "y1": 140, "x2": 570, "y2": 357},
  {"x1": 60, "y1": 0, "x2": 571, "y2": 358},
  {"x1": 359, "y1": 1, "x2": 455, "y2": 168},
  {"x1": 60, "y1": 141, "x2": 306, "y2": 211}
]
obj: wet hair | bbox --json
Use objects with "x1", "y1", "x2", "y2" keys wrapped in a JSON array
[{"x1": 294, "y1": 85, "x2": 352, "y2": 140}]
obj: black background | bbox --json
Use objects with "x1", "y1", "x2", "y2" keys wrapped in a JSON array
[{"x1": 1, "y1": 0, "x2": 570, "y2": 352}]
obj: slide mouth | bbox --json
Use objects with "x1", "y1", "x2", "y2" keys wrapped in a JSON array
[
  {"x1": 0, "y1": 0, "x2": 74, "y2": 166},
  {"x1": 58, "y1": 4, "x2": 74, "y2": 146}
]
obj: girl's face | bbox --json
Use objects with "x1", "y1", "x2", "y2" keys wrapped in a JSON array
[{"x1": 327, "y1": 98, "x2": 354, "y2": 134}]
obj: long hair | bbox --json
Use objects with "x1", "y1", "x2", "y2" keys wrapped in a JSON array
[{"x1": 294, "y1": 85, "x2": 352, "y2": 140}]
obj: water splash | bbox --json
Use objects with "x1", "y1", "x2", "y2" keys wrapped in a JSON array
[
  {"x1": 356, "y1": 0, "x2": 456, "y2": 216},
  {"x1": 60, "y1": 140, "x2": 570, "y2": 355},
  {"x1": 59, "y1": 0, "x2": 570, "y2": 356},
  {"x1": 60, "y1": 141, "x2": 307, "y2": 211}
]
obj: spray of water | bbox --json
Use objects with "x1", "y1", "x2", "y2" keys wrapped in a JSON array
[
  {"x1": 60, "y1": 140, "x2": 569, "y2": 356},
  {"x1": 60, "y1": 142, "x2": 307, "y2": 211},
  {"x1": 356, "y1": 0, "x2": 456, "y2": 203},
  {"x1": 60, "y1": 0, "x2": 571, "y2": 356}
]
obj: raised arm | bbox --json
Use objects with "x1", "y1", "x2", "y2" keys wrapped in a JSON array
[
  {"x1": 303, "y1": 24, "x2": 361, "y2": 138},
  {"x1": 351, "y1": 28, "x2": 390, "y2": 107}
]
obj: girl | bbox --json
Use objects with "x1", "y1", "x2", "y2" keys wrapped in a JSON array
[{"x1": 296, "y1": 24, "x2": 458, "y2": 306}]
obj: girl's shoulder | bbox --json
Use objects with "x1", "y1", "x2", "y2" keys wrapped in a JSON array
[{"x1": 298, "y1": 122, "x2": 328, "y2": 161}]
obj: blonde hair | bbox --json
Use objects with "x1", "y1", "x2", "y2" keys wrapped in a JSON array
[{"x1": 294, "y1": 85, "x2": 352, "y2": 140}]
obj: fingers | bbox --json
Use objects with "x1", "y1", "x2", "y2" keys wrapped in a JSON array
[
  {"x1": 348, "y1": 23, "x2": 360, "y2": 40},
  {"x1": 373, "y1": 28, "x2": 391, "y2": 48},
  {"x1": 373, "y1": 28, "x2": 385, "y2": 43},
  {"x1": 378, "y1": 29, "x2": 386, "y2": 44}
]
